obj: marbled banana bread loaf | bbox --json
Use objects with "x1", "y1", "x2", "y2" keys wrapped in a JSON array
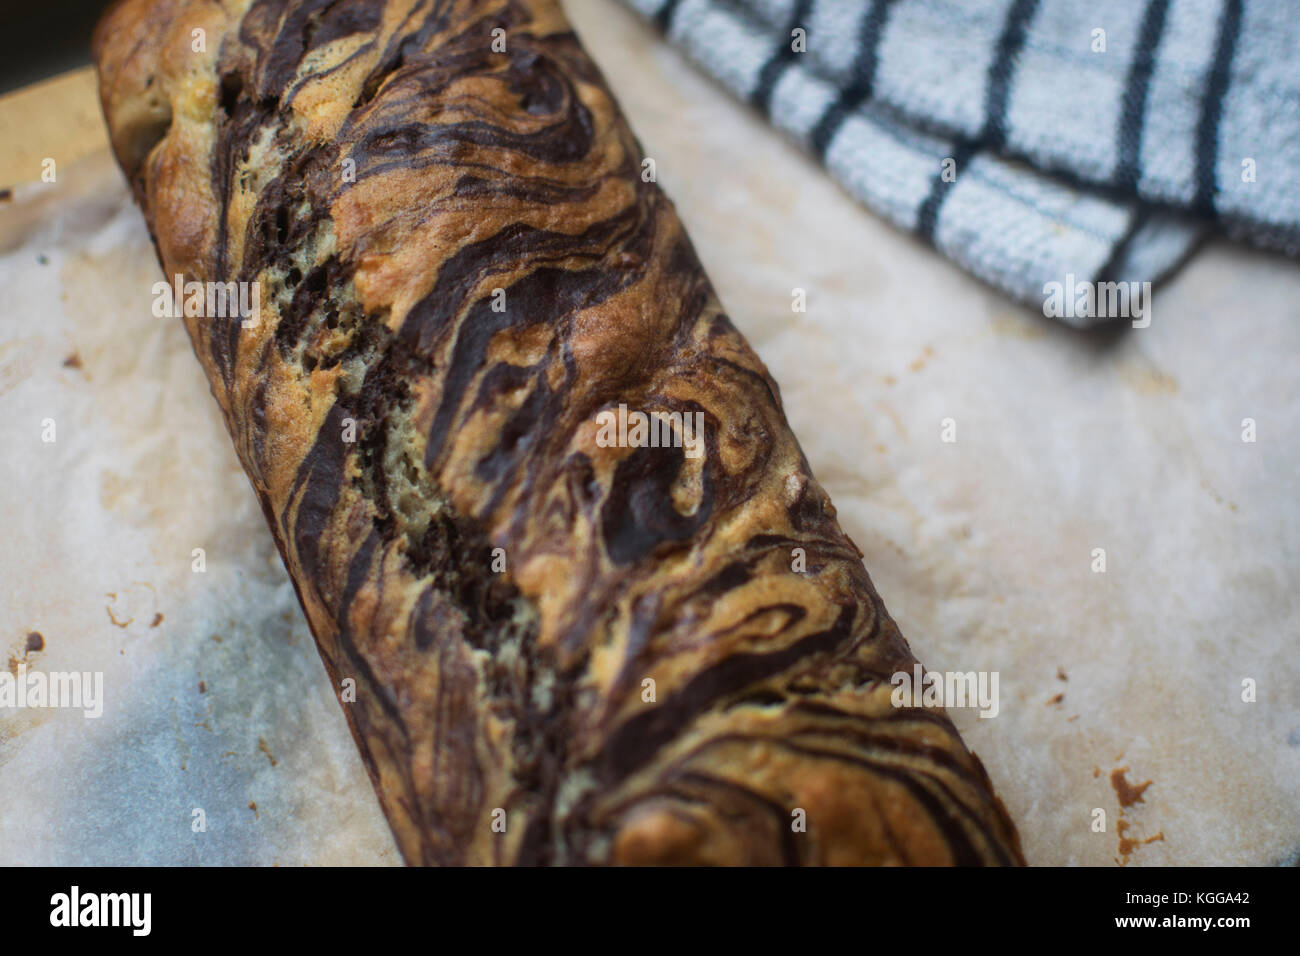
[{"x1": 93, "y1": 0, "x2": 1023, "y2": 865}]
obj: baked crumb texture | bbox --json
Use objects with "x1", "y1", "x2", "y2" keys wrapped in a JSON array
[{"x1": 93, "y1": 0, "x2": 1023, "y2": 866}]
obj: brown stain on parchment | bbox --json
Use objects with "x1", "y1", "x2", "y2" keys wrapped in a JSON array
[
  {"x1": 1110, "y1": 765, "x2": 1162, "y2": 865},
  {"x1": 258, "y1": 737, "x2": 277, "y2": 768},
  {"x1": 1117, "y1": 819, "x2": 1164, "y2": 860},
  {"x1": 8, "y1": 630, "x2": 47, "y2": 672},
  {"x1": 1200, "y1": 479, "x2": 1238, "y2": 512},
  {"x1": 1111, "y1": 766, "x2": 1152, "y2": 807},
  {"x1": 1, "y1": 630, "x2": 54, "y2": 751},
  {"x1": 103, "y1": 583, "x2": 160, "y2": 631},
  {"x1": 908, "y1": 345, "x2": 936, "y2": 373}
]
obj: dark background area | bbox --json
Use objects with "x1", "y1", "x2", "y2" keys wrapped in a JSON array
[{"x1": 0, "y1": 0, "x2": 108, "y2": 94}]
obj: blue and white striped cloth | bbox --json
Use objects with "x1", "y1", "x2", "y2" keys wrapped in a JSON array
[{"x1": 620, "y1": 0, "x2": 1300, "y2": 322}]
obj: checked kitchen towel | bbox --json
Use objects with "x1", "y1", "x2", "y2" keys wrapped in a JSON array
[{"x1": 621, "y1": 0, "x2": 1300, "y2": 322}]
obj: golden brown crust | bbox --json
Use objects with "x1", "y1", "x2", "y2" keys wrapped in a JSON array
[{"x1": 94, "y1": 0, "x2": 1023, "y2": 865}]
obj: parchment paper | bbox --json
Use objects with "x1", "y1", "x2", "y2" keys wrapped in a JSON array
[{"x1": 2, "y1": 0, "x2": 1297, "y2": 865}]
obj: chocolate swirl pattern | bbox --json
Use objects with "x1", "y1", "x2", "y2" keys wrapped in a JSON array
[{"x1": 94, "y1": 0, "x2": 1023, "y2": 865}]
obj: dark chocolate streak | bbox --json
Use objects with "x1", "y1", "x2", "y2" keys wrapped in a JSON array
[{"x1": 98, "y1": 0, "x2": 1023, "y2": 865}]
